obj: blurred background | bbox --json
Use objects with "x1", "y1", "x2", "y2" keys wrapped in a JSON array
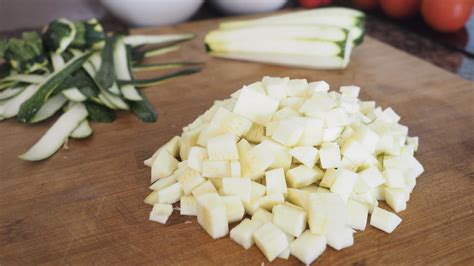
[{"x1": 0, "y1": 0, "x2": 472, "y2": 80}]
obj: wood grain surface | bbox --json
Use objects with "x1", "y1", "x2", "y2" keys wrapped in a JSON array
[{"x1": 1, "y1": 17, "x2": 473, "y2": 265}]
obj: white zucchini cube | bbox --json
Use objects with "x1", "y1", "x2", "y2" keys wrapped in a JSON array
[
  {"x1": 251, "y1": 181, "x2": 267, "y2": 200},
  {"x1": 157, "y1": 182, "x2": 183, "y2": 204},
  {"x1": 278, "y1": 248, "x2": 291, "y2": 260},
  {"x1": 323, "y1": 127, "x2": 344, "y2": 142},
  {"x1": 257, "y1": 193, "x2": 285, "y2": 211},
  {"x1": 221, "y1": 195, "x2": 245, "y2": 223},
  {"x1": 202, "y1": 160, "x2": 231, "y2": 178},
  {"x1": 272, "y1": 204, "x2": 307, "y2": 237},
  {"x1": 290, "y1": 230, "x2": 327, "y2": 265},
  {"x1": 286, "y1": 188, "x2": 311, "y2": 209},
  {"x1": 271, "y1": 119, "x2": 304, "y2": 147},
  {"x1": 187, "y1": 146, "x2": 208, "y2": 172},
  {"x1": 233, "y1": 87, "x2": 279, "y2": 125},
  {"x1": 384, "y1": 187, "x2": 407, "y2": 213},
  {"x1": 290, "y1": 146, "x2": 319, "y2": 168},
  {"x1": 192, "y1": 180, "x2": 218, "y2": 197},
  {"x1": 272, "y1": 107, "x2": 301, "y2": 121},
  {"x1": 177, "y1": 168, "x2": 206, "y2": 195},
  {"x1": 286, "y1": 79, "x2": 309, "y2": 97},
  {"x1": 309, "y1": 80, "x2": 330, "y2": 93},
  {"x1": 307, "y1": 193, "x2": 349, "y2": 234},
  {"x1": 207, "y1": 107, "x2": 253, "y2": 138},
  {"x1": 339, "y1": 85, "x2": 360, "y2": 97},
  {"x1": 265, "y1": 168, "x2": 288, "y2": 195},
  {"x1": 149, "y1": 174, "x2": 177, "y2": 191},
  {"x1": 406, "y1": 136, "x2": 419, "y2": 152},
  {"x1": 330, "y1": 169, "x2": 358, "y2": 203},
  {"x1": 297, "y1": 118, "x2": 324, "y2": 146},
  {"x1": 180, "y1": 195, "x2": 198, "y2": 216},
  {"x1": 252, "y1": 208, "x2": 274, "y2": 224},
  {"x1": 341, "y1": 139, "x2": 370, "y2": 165},
  {"x1": 180, "y1": 126, "x2": 201, "y2": 160},
  {"x1": 383, "y1": 168, "x2": 406, "y2": 188},
  {"x1": 325, "y1": 107, "x2": 350, "y2": 128},
  {"x1": 241, "y1": 143, "x2": 274, "y2": 179},
  {"x1": 319, "y1": 142, "x2": 341, "y2": 169},
  {"x1": 326, "y1": 226, "x2": 354, "y2": 250},
  {"x1": 300, "y1": 184, "x2": 319, "y2": 193},
  {"x1": 230, "y1": 218, "x2": 263, "y2": 249},
  {"x1": 286, "y1": 165, "x2": 323, "y2": 188},
  {"x1": 370, "y1": 207, "x2": 402, "y2": 233},
  {"x1": 144, "y1": 191, "x2": 158, "y2": 205},
  {"x1": 260, "y1": 139, "x2": 292, "y2": 170},
  {"x1": 196, "y1": 194, "x2": 229, "y2": 239},
  {"x1": 319, "y1": 168, "x2": 337, "y2": 188},
  {"x1": 222, "y1": 177, "x2": 252, "y2": 202},
  {"x1": 207, "y1": 133, "x2": 239, "y2": 161},
  {"x1": 347, "y1": 199, "x2": 369, "y2": 231},
  {"x1": 243, "y1": 123, "x2": 264, "y2": 143},
  {"x1": 230, "y1": 160, "x2": 241, "y2": 177},
  {"x1": 360, "y1": 101, "x2": 376, "y2": 114},
  {"x1": 151, "y1": 150, "x2": 179, "y2": 180},
  {"x1": 262, "y1": 76, "x2": 289, "y2": 100},
  {"x1": 359, "y1": 166, "x2": 385, "y2": 188},
  {"x1": 149, "y1": 203, "x2": 173, "y2": 224},
  {"x1": 253, "y1": 223, "x2": 289, "y2": 262},
  {"x1": 146, "y1": 136, "x2": 181, "y2": 166}
]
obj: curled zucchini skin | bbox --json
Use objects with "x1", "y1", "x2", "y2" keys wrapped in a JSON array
[
  {"x1": 118, "y1": 67, "x2": 202, "y2": 87},
  {"x1": 128, "y1": 90, "x2": 157, "y2": 123},
  {"x1": 17, "y1": 52, "x2": 92, "y2": 123},
  {"x1": 42, "y1": 18, "x2": 77, "y2": 54}
]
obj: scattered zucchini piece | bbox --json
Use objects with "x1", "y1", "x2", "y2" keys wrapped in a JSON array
[
  {"x1": 30, "y1": 93, "x2": 68, "y2": 123},
  {"x1": 19, "y1": 103, "x2": 88, "y2": 161},
  {"x1": 70, "y1": 119, "x2": 93, "y2": 138},
  {"x1": 133, "y1": 61, "x2": 202, "y2": 72},
  {"x1": 128, "y1": 90, "x2": 157, "y2": 123},
  {"x1": 84, "y1": 101, "x2": 116, "y2": 123},
  {"x1": 118, "y1": 67, "x2": 202, "y2": 88}
]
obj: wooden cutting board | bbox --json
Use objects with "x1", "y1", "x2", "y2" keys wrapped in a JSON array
[{"x1": 1, "y1": 17, "x2": 473, "y2": 265}]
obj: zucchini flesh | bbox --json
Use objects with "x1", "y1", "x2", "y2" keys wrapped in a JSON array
[
  {"x1": 2, "y1": 84, "x2": 39, "y2": 119},
  {"x1": 208, "y1": 39, "x2": 343, "y2": 57},
  {"x1": 206, "y1": 25, "x2": 348, "y2": 43},
  {"x1": 1, "y1": 74, "x2": 45, "y2": 84},
  {"x1": 17, "y1": 52, "x2": 91, "y2": 123},
  {"x1": 30, "y1": 93, "x2": 68, "y2": 123},
  {"x1": 114, "y1": 38, "x2": 142, "y2": 101},
  {"x1": 62, "y1": 87, "x2": 87, "y2": 102},
  {"x1": 70, "y1": 119, "x2": 92, "y2": 138},
  {"x1": 210, "y1": 51, "x2": 350, "y2": 70},
  {"x1": 128, "y1": 91, "x2": 157, "y2": 123},
  {"x1": 97, "y1": 93, "x2": 117, "y2": 110},
  {"x1": 84, "y1": 101, "x2": 116, "y2": 122},
  {"x1": 0, "y1": 87, "x2": 24, "y2": 100},
  {"x1": 95, "y1": 37, "x2": 116, "y2": 90},
  {"x1": 19, "y1": 103, "x2": 88, "y2": 161},
  {"x1": 118, "y1": 67, "x2": 201, "y2": 88},
  {"x1": 123, "y1": 34, "x2": 194, "y2": 47},
  {"x1": 132, "y1": 61, "x2": 202, "y2": 72}
]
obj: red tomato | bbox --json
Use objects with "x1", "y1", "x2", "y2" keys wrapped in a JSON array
[
  {"x1": 379, "y1": 0, "x2": 420, "y2": 19},
  {"x1": 352, "y1": 0, "x2": 379, "y2": 10},
  {"x1": 298, "y1": 0, "x2": 332, "y2": 9},
  {"x1": 421, "y1": 0, "x2": 474, "y2": 32}
]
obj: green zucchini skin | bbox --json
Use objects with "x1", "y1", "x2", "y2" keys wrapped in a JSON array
[
  {"x1": 1, "y1": 32, "x2": 48, "y2": 74},
  {"x1": 43, "y1": 18, "x2": 76, "y2": 54},
  {"x1": 118, "y1": 67, "x2": 202, "y2": 87},
  {"x1": 128, "y1": 91, "x2": 157, "y2": 123},
  {"x1": 95, "y1": 36, "x2": 117, "y2": 90},
  {"x1": 17, "y1": 52, "x2": 92, "y2": 123},
  {"x1": 84, "y1": 101, "x2": 116, "y2": 123},
  {"x1": 71, "y1": 19, "x2": 106, "y2": 50}
]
